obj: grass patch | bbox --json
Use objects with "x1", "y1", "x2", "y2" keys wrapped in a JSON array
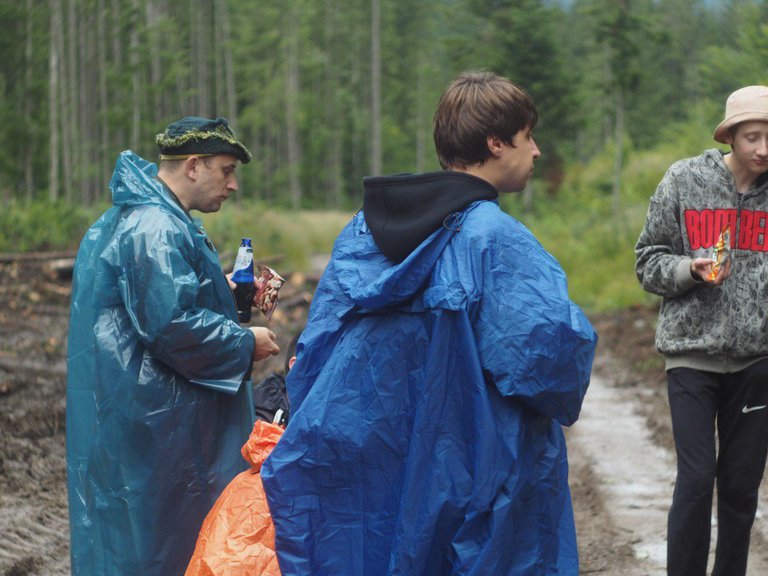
[
  {"x1": 0, "y1": 200, "x2": 102, "y2": 253},
  {"x1": 201, "y1": 203, "x2": 352, "y2": 271}
]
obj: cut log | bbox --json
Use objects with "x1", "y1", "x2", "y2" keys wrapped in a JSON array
[
  {"x1": 42, "y1": 258, "x2": 75, "y2": 281},
  {"x1": 0, "y1": 249, "x2": 78, "y2": 263}
]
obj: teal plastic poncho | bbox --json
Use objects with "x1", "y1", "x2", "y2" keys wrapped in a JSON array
[
  {"x1": 66, "y1": 151, "x2": 256, "y2": 576},
  {"x1": 263, "y1": 191, "x2": 597, "y2": 575}
]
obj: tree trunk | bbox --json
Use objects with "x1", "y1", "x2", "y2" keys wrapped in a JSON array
[
  {"x1": 415, "y1": 60, "x2": 426, "y2": 173},
  {"x1": 220, "y1": 0, "x2": 237, "y2": 128},
  {"x1": 212, "y1": 0, "x2": 243, "y2": 199},
  {"x1": 523, "y1": 181, "x2": 535, "y2": 213},
  {"x1": 192, "y1": 0, "x2": 210, "y2": 115},
  {"x1": 80, "y1": 9, "x2": 94, "y2": 204},
  {"x1": 110, "y1": 0, "x2": 125, "y2": 148},
  {"x1": 49, "y1": 0, "x2": 62, "y2": 202},
  {"x1": 221, "y1": 0, "x2": 238, "y2": 130},
  {"x1": 214, "y1": 0, "x2": 225, "y2": 118},
  {"x1": 612, "y1": 86, "x2": 624, "y2": 219},
  {"x1": 323, "y1": 0, "x2": 342, "y2": 208},
  {"x1": 129, "y1": 0, "x2": 141, "y2": 150},
  {"x1": 23, "y1": 0, "x2": 34, "y2": 202},
  {"x1": 62, "y1": 0, "x2": 78, "y2": 201},
  {"x1": 285, "y1": 5, "x2": 302, "y2": 209},
  {"x1": 97, "y1": 0, "x2": 110, "y2": 190},
  {"x1": 370, "y1": 0, "x2": 382, "y2": 176},
  {"x1": 145, "y1": 0, "x2": 164, "y2": 123}
]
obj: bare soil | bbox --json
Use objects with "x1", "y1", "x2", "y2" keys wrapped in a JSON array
[{"x1": 2, "y1": 259, "x2": 768, "y2": 575}]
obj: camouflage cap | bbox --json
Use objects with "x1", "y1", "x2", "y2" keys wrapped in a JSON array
[{"x1": 156, "y1": 116, "x2": 252, "y2": 163}]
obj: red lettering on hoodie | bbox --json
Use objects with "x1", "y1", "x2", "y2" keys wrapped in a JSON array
[
  {"x1": 685, "y1": 209, "x2": 767, "y2": 252},
  {"x1": 714, "y1": 209, "x2": 733, "y2": 246},
  {"x1": 750, "y1": 210, "x2": 765, "y2": 251},
  {"x1": 700, "y1": 210, "x2": 715, "y2": 248},
  {"x1": 685, "y1": 210, "x2": 701, "y2": 250},
  {"x1": 739, "y1": 210, "x2": 754, "y2": 249}
]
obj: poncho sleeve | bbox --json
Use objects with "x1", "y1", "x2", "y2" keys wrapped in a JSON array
[{"x1": 472, "y1": 223, "x2": 597, "y2": 426}]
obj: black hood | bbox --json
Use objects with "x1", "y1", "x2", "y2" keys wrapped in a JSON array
[{"x1": 363, "y1": 171, "x2": 498, "y2": 263}]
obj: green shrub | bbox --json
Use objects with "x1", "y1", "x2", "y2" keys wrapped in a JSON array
[{"x1": 0, "y1": 200, "x2": 99, "y2": 252}]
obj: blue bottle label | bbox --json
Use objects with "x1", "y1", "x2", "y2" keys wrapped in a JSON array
[{"x1": 232, "y1": 241, "x2": 254, "y2": 283}]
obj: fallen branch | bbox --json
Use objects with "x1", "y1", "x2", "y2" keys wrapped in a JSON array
[
  {"x1": 0, "y1": 249, "x2": 78, "y2": 263},
  {"x1": 42, "y1": 282, "x2": 72, "y2": 298},
  {"x1": 0, "y1": 352, "x2": 67, "y2": 377}
]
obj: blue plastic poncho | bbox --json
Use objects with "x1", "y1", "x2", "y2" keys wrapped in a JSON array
[
  {"x1": 66, "y1": 151, "x2": 256, "y2": 576},
  {"x1": 262, "y1": 198, "x2": 597, "y2": 575}
]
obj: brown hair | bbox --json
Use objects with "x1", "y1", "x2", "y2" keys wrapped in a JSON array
[{"x1": 433, "y1": 71, "x2": 538, "y2": 170}]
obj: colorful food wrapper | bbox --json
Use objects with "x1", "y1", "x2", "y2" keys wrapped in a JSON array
[
  {"x1": 707, "y1": 225, "x2": 732, "y2": 281},
  {"x1": 254, "y1": 265, "x2": 285, "y2": 320}
]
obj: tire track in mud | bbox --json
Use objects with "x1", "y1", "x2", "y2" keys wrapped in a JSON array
[
  {"x1": 0, "y1": 495, "x2": 69, "y2": 576},
  {"x1": 1, "y1": 259, "x2": 72, "y2": 576},
  {"x1": 0, "y1": 410, "x2": 70, "y2": 575},
  {"x1": 0, "y1": 362, "x2": 70, "y2": 576}
]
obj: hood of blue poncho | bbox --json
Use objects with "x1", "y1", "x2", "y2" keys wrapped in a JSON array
[
  {"x1": 329, "y1": 171, "x2": 497, "y2": 311},
  {"x1": 363, "y1": 170, "x2": 497, "y2": 262}
]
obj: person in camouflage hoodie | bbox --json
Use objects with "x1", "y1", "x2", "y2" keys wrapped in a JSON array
[{"x1": 636, "y1": 85, "x2": 768, "y2": 576}]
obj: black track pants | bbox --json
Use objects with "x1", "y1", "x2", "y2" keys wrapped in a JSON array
[{"x1": 666, "y1": 361, "x2": 768, "y2": 576}]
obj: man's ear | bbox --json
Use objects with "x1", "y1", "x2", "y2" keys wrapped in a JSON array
[
  {"x1": 184, "y1": 156, "x2": 200, "y2": 181},
  {"x1": 487, "y1": 136, "x2": 504, "y2": 158}
]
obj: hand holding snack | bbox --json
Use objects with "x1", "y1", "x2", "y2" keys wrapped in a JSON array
[
  {"x1": 707, "y1": 225, "x2": 732, "y2": 281},
  {"x1": 690, "y1": 225, "x2": 732, "y2": 285},
  {"x1": 253, "y1": 265, "x2": 286, "y2": 320}
]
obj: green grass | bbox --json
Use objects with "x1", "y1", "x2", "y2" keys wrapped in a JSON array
[
  {"x1": 0, "y1": 200, "x2": 102, "y2": 253},
  {"x1": 200, "y1": 203, "x2": 352, "y2": 272}
]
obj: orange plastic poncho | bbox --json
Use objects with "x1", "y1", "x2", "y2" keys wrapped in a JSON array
[{"x1": 185, "y1": 420, "x2": 284, "y2": 576}]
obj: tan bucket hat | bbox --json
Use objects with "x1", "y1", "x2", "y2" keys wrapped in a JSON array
[{"x1": 713, "y1": 85, "x2": 768, "y2": 143}]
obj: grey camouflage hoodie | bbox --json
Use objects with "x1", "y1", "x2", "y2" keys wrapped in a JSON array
[{"x1": 635, "y1": 148, "x2": 768, "y2": 359}]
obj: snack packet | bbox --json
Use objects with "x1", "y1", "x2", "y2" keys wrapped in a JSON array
[
  {"x1": 254, "y1": 265, "x2": 286, "y2": 320},
  {"x1": 707, "y1": 225, "x2": 732, "y2": 281}
]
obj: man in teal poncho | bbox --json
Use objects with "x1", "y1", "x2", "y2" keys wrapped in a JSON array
[
  {"x1": 66, "y1": 117, "x2": 279, "y2": 576},
  {"x1": 262, "y1": 72, "x2": 597, "y2": 575}
]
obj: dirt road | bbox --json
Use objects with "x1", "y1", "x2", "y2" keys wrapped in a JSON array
[
  {"x1": 3, "y1": 259, "x2": 768, "y2": 575},
  {"x1": 573, "y1": 310, "x2": 768, "y2": 575}
]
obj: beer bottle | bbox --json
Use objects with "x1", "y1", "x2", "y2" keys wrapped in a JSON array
[{"x1": 232, "y1": 238, "x2": 255, "y2": 323}]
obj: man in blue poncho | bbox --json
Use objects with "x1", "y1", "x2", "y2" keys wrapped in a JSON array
[
  {"x1": 66, "y1": 117, "x2": 280, "y2": 576},
  {"x1": 262, "y1": 72, "x2": 598, "y2": 575}
]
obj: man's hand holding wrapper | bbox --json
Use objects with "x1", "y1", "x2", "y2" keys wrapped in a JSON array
[{"x1": 226, "y1": 265, "x2": 285, "y2": 361}]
